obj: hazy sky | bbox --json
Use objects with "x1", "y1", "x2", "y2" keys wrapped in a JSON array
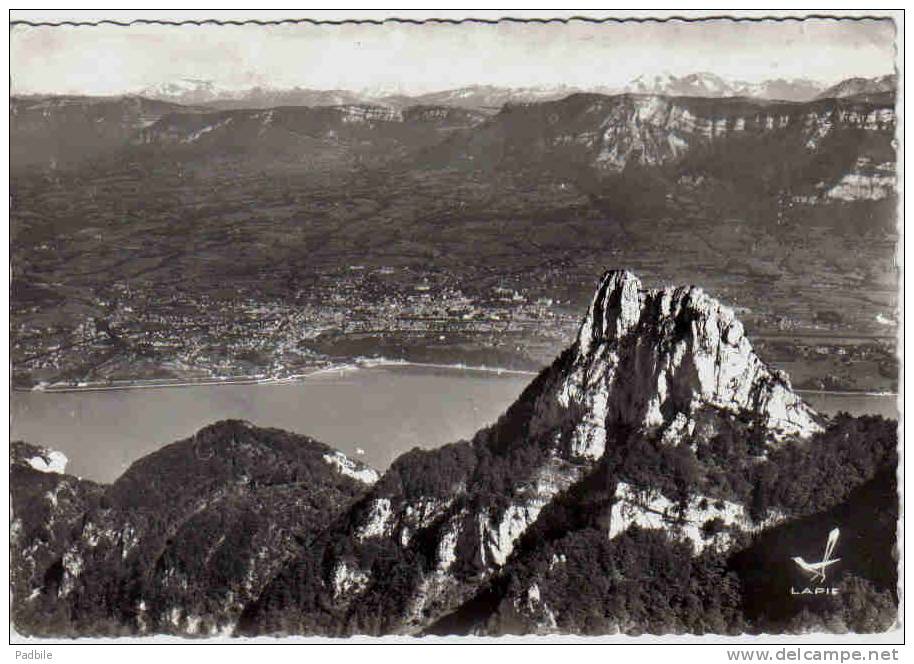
[{"x1": 10, "y1": 15, "x2": 897, "y2": 96}]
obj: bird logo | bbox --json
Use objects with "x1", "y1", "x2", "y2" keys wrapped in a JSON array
[{"x1": 792, "y1": 528, "x2": 840, "y2": 584}]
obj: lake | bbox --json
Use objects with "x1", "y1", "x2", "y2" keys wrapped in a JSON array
[{"x1": 10, "y1": 365, "x2": 899, "y2": 483}]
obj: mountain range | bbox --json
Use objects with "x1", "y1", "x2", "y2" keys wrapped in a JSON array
[
  {"x1": 11, "y1": 82, "x2": 897, "y2": 196},
  {"x1": 10, "y1": 271, "x2": 898, "y2": 637},
  {"x1": 622, "y1": 72, "x2": 826, "y2": 102},
  {"x1": 10, "y1": 73, "x2": 896, "y2": 176},
  {"x1": 133, "y1": 73, "x2": 895, "y2": 110}
]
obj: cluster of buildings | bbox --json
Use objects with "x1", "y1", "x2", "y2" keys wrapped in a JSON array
[{"x1": 12, "y1": 266, "x2": 577, "y2": 386}]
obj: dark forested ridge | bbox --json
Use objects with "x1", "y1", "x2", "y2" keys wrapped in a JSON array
[
  {"x1": 11, "y1": 409, "x2": 898, "y2": 637},
  {"x1": 10, "y1": 421, "x2": 376, "y2": 637}
]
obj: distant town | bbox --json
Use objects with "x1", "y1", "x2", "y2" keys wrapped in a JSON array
[
  {"x1": 12, "y1": 264, "x2": 580, "y2": 389},
  {"x1": 12, "y1": 261, "x2": 897, "y2": 394}
]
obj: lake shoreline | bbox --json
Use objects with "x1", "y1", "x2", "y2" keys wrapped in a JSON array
[
  {"x1": 17, "y1": 358, "x2": 898, "y2": 398},
  {"x1": 12, "y1": 360, "x2": 540, "y2": 483},
  {"x1": 16, "y1": 359, "x2": 540, "y2": 394}
]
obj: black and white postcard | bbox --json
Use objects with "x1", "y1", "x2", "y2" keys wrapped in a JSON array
[{"x1": 8, "y1": 9, "x2": 903, "y2": 647}]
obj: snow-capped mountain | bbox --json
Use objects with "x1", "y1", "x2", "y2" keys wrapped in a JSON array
[
  {"x1": 140, "y1": 78, "x2": 233, "y2": 105},
  {"x1": 626, "y1": 72, "x2": 735, "y2": 97},
  {"x1": 139, "y1": 80, "x2": 586, "y2": 111},
  {"x1": 623, "y1": 72, "x2": 826, "y2": 101},
  {"x1": 140, "y1": 79, "x2": 367, "y2": 109},
  {"x1": 815, "y1": 74, "x2": 897, "y2": 100},
  {"x1": 135, "y1": 73, "x2": 839, "y2": 112},
  {"x1": 739, "y1": 78, "x2": 827, "y2": 102},
  {"x1": 380, "y1": 84, "x2": 587, "y2": 110}
]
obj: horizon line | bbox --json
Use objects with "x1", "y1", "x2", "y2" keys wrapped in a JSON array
[{"x1": 9, "y1": 71, "x2": 897, "y2": 102}]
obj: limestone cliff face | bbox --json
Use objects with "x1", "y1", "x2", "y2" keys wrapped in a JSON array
[
  {"x1": 336, "y1": 104, "x2": 403, "y2": 124},
  {"x1": 580, "y1": 94, "x2": 895, "y2": 169},
  {"x1": 825, "y1": 157, "x2": 896, "y2": 201},
  {"x1": 458, "y1": 93, "x2": 895, "y2": 175},
  {"x1": 551, "y1": 270, "x2": 823, "y2": 460}
]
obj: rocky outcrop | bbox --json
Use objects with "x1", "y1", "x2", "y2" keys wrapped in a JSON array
[
  {"x1": 825, "y1": 157, "x2": 896, "y2": 201},
  {"x1": 401, "y1": 104, "x2": 488, "y2": 127},
  {"x1": 322, "y1": 450, "x2": 380, "y2": 485},
  {"x1": 553, "y1": 270, "x2": 822, "y2": 461},
  {"x1": 608, "y1": 481, "x2": 783, "y2": 555},
  {"x1": 337, "y1": 104, "x2": 403, "y2": 124}
]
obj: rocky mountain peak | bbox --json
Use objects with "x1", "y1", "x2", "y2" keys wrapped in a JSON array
[
  {"x1": 556, "y1": 270, "x2": 822, "y2": 459},
  {"x1": 578, "y1": 269, "x2": 643, "y2": 351}
]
